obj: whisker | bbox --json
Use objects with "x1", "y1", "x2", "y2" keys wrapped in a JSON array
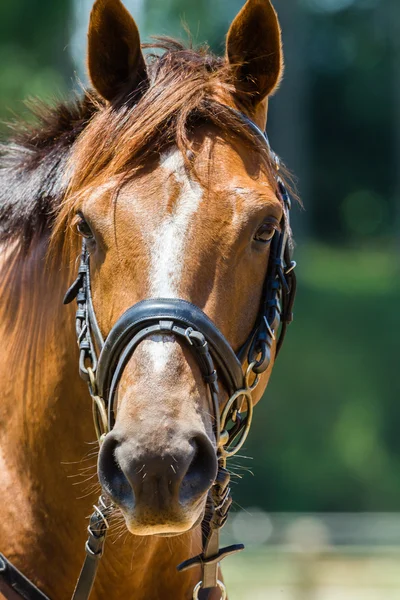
[
  {"x1": 76, "y1": 487, "x2": 101, "y2": 501},
  {"x1": 229, "y1": 454, "x2": 253, "y2": 460},
  {"x1": 72, "y1": 474, "x2": 98, "y2": 486}
]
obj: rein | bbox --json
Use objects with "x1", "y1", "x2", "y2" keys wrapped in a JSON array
[{"x1": 0, "y1": 110, "x2": 296, "y2": 600}]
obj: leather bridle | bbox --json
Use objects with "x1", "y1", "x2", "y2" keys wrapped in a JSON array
[{"x1": 0, "y1": 110, "x2": 296, "y2": 600}]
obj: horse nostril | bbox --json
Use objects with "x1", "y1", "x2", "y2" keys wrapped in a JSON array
[
  {"x1": 98, "y1": 434, "x2": 134, "y2": 507},
  {"x1": 179, "y1": 434, "x2": 217, "y2": 505},
  {"x1": 97, "y1": 431, "x2": 217, "y2": 514}
]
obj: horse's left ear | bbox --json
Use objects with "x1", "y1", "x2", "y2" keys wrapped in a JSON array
[
  {"x1": 226, "y1": 0, "x2": 283, "y2": 107},
  {"x1": 87, "y1": 0, "x2": 148, "y2": 102}
]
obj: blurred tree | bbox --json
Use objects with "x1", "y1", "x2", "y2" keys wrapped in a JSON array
[
  {"x1": 144, "y1": 0, "x2": 243, "y2": 51},
  {"x1": 303, "y1": 1, "x2": 394, "y2": 245},
  {"x1": 269, "y1": 0, "x2": 311, "y2": 241},
  {"x1": 0, "y1": 0, "x2": 73, "y2": 123},
  {"x1": 234, "y1": 244, "x2": 400, "y2": 512},
  {"x1": 388, "y1": 0, "x2": 400, "y2": 251}
]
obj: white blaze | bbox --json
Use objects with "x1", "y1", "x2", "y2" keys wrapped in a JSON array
[
  {"x1": 149, "y1": 149, "x2": 203, "y2": 298},
  {"x1": 145, "y1": 149, "x2": 203, "y2": 368}
]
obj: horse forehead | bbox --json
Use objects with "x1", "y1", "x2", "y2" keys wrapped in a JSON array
[
  {"x1": 159, "y1": 148, "x2": 190, "y2": 183},
  {"x1": 144, "y1": 148, "x2": 261, "y2": 211},
  {"x1": 147, "y1": 148, "x2": 204, "y2": 298}
]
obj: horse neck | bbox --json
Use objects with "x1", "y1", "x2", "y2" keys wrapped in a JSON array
[{"x1": 0, "y1": 237, "x2": 203, "y2": 599}]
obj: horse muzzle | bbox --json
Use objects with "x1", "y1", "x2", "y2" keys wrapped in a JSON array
[{"x1": 98, "y1": 427, "x2": 217, "y2": 534}]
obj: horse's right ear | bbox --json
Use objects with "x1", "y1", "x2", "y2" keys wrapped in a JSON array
[
  {"x1": 226, "y1": 0, "x2": 283, "y2": 107},
  {"x1": 87, "y1": 0, "x2": 148, "y2": 102}
]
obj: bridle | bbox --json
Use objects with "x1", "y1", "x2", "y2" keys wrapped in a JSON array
[{"x1": 0, "y1": 110, "x2": 296, "y2": 600}]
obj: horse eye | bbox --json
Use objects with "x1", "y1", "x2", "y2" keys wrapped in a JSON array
[
  {"x1": 76, "y1": 216, "x2": 94, "y2": 240},
  {"x1": 254, "y1": 222, "x2": 277, "y2": 244}
]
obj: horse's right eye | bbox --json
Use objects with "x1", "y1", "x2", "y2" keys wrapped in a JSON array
[{"x1": 76, "y1": 215, "x2": 94, "y2": 240}]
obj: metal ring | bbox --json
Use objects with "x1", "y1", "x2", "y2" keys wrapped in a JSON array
[
  {"x1": 220, "y1": 388, "x2": 252, "y2": 433},
  {"x1": 85, "y1": 541, "x2": 102, "y2": 558},
  {"x1": 87, "y1": 366, "x2": 97, "y2": 396},
  {"x1": 92, "y1": 504, "x2": 110, "y2": 529},
  {"x1": 219, "y1": 389, "x2": 253, "y2": 458},
  {"x1": 193, "y1": 580, "x2": 227, "y2": 600},
  {"x1": 245, "y1": 361, "x2": 260, "y2": 391},
  {"x1": 91, "y1": 395, "x2": 109, "y2": 442},
  {"x1": 98, "y1": 495, "x2": 112, "y2": 512}
]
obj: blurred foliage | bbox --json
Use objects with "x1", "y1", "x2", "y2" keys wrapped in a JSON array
[
  {"x1": 303, "y1": 2, "x2": 396, "y2": 244},
  {"x1": 0, "y1": 0, "x2": 399, "y2": 513},
  {"x1": 236, "y1": 242, "x2": 400, "y2": 512},
  {"x1": 144, "y1": 0, "x2": 243, "y2": 52},
  {"x1": 0, "y1": 0, "x2": 72, "y2": 124}
]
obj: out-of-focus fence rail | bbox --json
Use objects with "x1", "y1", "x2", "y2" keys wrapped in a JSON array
[{"x1": 221, "y1": 512, "x2": 400, "y2": 599}]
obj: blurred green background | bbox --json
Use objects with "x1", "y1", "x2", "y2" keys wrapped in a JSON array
[{"x1": 1, "y1": 0, "x2": 399, "y2": 523}]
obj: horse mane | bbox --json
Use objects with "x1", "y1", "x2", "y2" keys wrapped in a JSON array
[
  {"x1": 0, "y1": 38, "x2": 291, "y2": 256},
  {"x1": 0, "y1": 92, "x2": 102, "y2": 253}
]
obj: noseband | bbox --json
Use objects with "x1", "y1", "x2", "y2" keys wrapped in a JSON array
[{"x1": 62, "y1": 111, "x2": 297, "y2": 600}]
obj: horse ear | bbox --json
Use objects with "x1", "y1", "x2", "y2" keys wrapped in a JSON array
[
  {"x1": 87, "y1": 0, "x2": 148, "y2": 102},
  {"x1": 226, "y1": 0, "x2": 283, "y2": 106}
]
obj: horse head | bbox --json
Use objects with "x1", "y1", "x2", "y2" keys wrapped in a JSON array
[{"x1": 58, "y1": 0, "x2": 290, "y2": 538}]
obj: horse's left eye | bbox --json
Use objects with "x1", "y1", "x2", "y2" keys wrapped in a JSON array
[
  {"x1": 76, "y1": 216, "x2": 94, "y2": 240},
  {"x1": 254, "y1": 222, "x2": 277, "y2": 244}
]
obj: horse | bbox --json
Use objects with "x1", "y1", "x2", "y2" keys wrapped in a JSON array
[{"x1": 0, "y1": 1, "x2": 296, "y2": 599}]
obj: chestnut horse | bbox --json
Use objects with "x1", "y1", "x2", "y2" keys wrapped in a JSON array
[{"x1": 0, "y1": 1, "x2": 295, "y2": 599}]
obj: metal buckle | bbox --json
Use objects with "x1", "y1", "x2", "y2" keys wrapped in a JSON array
[
  {"x1": 91, "y1": 504, "x2": 110, "y2": 531},
  {"x1": 184, "y1": 326, "x2": 194, "y2": 345}
]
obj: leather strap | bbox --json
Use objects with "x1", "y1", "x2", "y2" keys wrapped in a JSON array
[
  {"x1": 84, "y1": 254, "x2": 104, "y2": 352},
  {"x1": 71, "y1": 498, "x2": 111, "y2": 600},
  {"x1": 96, "y1": 298, "x2": 244, "y2": 402},
  {"x1": 104, "y1": 319, "x2": 223, "y2": 435},
  {"x1": 71, "y1": 549, "x2": 102, "y2": 600},
  {"x1": 0, "y1": 555, "x2": 50, "y2": 600}
]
